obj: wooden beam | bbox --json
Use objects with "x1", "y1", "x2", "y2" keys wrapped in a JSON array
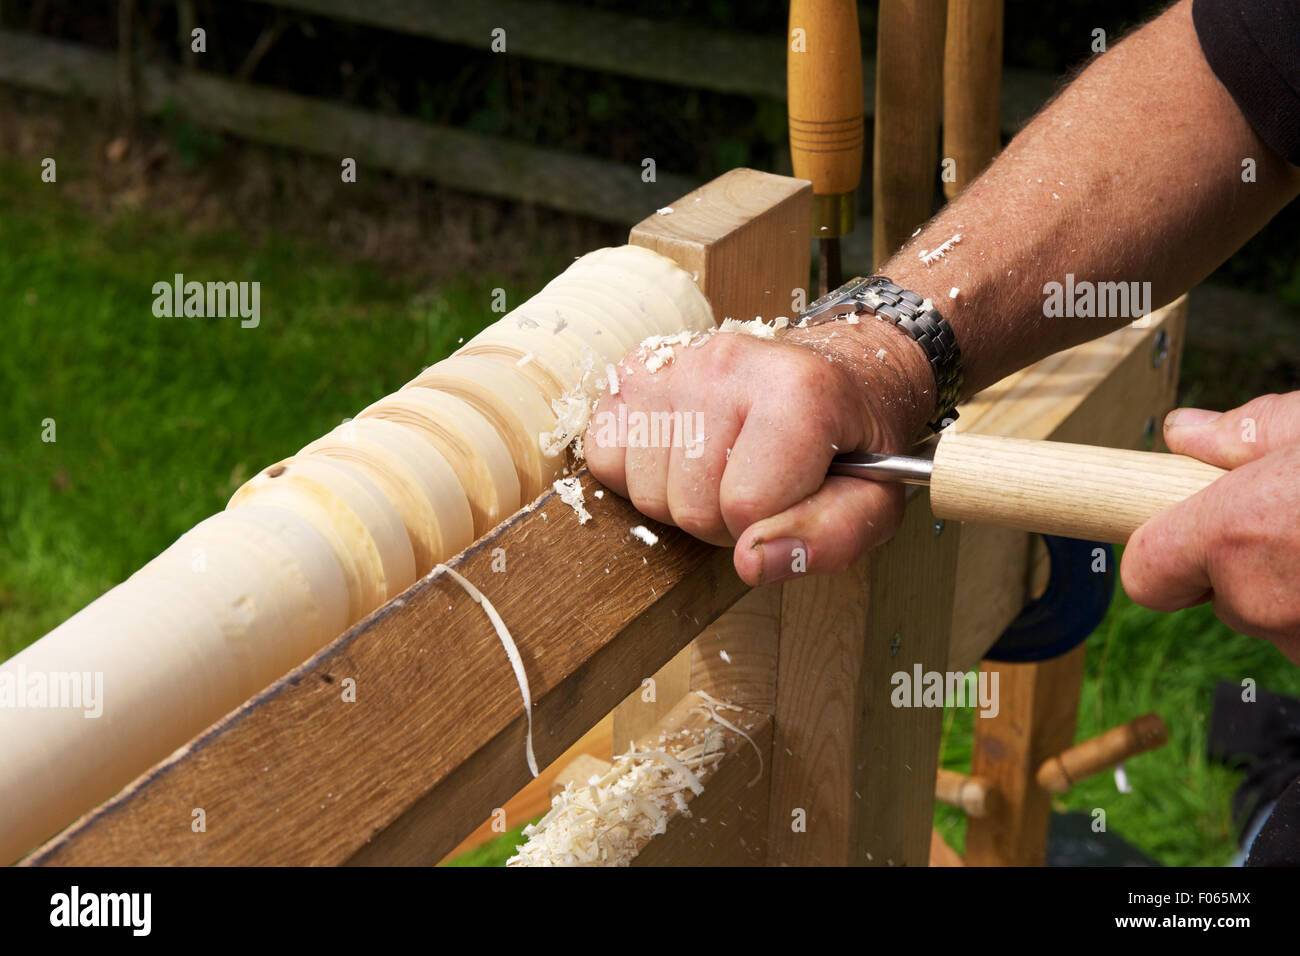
[
  {"x1": 629, "y1": 167, "x2": 811, "y2": 324},
  {"x1": 690, "y1": 586, "x2": 780, "y2": 715},
  {"x1": 25, "y1": 474, "x2": 747, "y2": 866},
  {"x1": 766, "y1": 488, "x2": 960, "y2": 866},
  {"x1": 929, "y1": 828, "x2": 965, "y2": 866}
]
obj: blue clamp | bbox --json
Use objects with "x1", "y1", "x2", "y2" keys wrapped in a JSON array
[{"x1": 984, "y1": 535, "x2": 1116, "y2": 663}]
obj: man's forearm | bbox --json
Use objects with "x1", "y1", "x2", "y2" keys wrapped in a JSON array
[{"x1": 793, "y1": 0, "x2": 1300, "y2": 436}]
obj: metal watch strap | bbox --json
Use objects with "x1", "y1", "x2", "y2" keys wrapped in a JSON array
[{"x1": 803, "y1": 276, "x2": 964, "y2": 432}]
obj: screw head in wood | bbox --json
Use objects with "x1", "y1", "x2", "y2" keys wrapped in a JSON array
[{"x1": 1151, "y1": 329, "x2": 1169, "y2": 368}]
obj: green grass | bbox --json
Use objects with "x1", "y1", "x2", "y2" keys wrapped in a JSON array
[
  {"x1": 0, "y1": 161, "x2": 530, "y2": 657},
  {"x1": 439, "y1": 821, "x2": 535, "y2": 867},
  {"x1": 935, "y1": 582, "x2": 1300, "y2": 866}
]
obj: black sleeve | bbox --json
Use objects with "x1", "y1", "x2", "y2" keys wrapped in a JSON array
[{"x1": 1192, "y1": 0, "x2": 1300, "y2": 167}]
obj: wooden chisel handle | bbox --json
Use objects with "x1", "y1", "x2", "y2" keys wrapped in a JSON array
[
  {"x1": 787, "y1": 0, "x2": 862, "y2": 230},
  {"x1": 929, "y1": 433, "x2": 1228, "y2": 544}
]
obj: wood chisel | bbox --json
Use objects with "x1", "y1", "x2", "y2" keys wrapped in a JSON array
[
  {"x1": 830, "y1": 433, "x2": 1228, "y2": 544},
  {"x1": 788, "y1": 0, "x2": 862, "y2": 296}
]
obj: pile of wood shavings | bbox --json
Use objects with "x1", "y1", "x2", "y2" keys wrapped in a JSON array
[{"x1": 507, "y1": 714, "x2": 734, "y2": 867}]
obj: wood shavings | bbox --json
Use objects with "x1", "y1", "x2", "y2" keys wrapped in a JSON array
[
  {"x1": 539, "y1": 354, "x2": 602, "y2": 458},
  {"x1": 630, "y1": 525, "x2": 658, "y2": 546},
  {"x1": 637, "y1": 331, "x2": 696, "y2": 373},
  {"x1": 507, "y1": 722, "x2": 727, "y2": 866},
  {"x1": 695, "y1": 690, "x2": 763, "y2": 787},
  {"x1": 435, "y1": 564, "x2": 538, "y2": 778},
  {"x1": 553, "y1": 477, "x2": 592, "y2": 525},
  {"x1": 509, "y1": 691, "x2": 761, "y2": 866},
  {"x1": 919, "y1": 233, "x2": 962, "y2": 266},
  {"x1": 625, "y1": 750, "x2": 703, "y2": 795},
  {"x1": 716, "y1": 316, "x2": 787, "y2": 339}
]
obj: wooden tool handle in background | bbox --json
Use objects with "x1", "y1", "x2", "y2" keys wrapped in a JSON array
[
  {"x1": 872, "y1": 0, "x2": 946, "y2": 264},
  {"x1": 1036, "y1": 713, "x2": 1170, "y2": 793},
  {"x1": 930, "y1": 433, "x2": 1228, "y2": 543},
  {"x1": 787, "y1": 0, "x2": 862, "y2": 227}
]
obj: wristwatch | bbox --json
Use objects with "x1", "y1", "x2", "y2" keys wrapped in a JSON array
[{"x1": 801, "y1": 276, "x2": 964, "y2": 432}]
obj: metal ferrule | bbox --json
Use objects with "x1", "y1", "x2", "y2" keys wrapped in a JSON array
[{"x1": 811, "y1": 191, "x2": 856, "y2": 238}]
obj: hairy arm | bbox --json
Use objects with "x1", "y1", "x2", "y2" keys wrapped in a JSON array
[{"x1": 788, "y1": 0, "x2": 1300, "y2": 436}]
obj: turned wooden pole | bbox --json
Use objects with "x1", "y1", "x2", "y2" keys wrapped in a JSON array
[
  {"x1": 872, "y1": 0, "x2": 947, "y2": 265},
  {"x1": 943, "y1": 0, "x2": 1004, "y2": 198}
]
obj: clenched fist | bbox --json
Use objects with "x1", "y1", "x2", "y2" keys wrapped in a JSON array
[{"x1": 584, "y1": 320, "x2": 934, "y2": 587}]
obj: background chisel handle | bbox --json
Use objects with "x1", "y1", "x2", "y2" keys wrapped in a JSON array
[
  {"x1": 788, "y1": 0, "x2": 862, "y2": 292},
  {"x1": 787, "y1": 0, "x2": 862, "y2": 201},
  {"x1": 930, "y1": 433, "x2": 1228, "y2": 544}
]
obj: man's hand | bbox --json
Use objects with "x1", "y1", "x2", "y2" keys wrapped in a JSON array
[
  {"x1": 584, "y1": 321, "x2": 932, "y2": 586},
  {"x1": 1122, "y1": 392, "x2": 1300, "y2": 663}
]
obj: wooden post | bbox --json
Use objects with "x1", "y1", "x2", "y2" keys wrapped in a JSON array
[
  {"x1": 872, "y1": 0, "x2": 947, "y2": 264},
  {"x1": 963, "y1": 647, "x2": 1086, "y2": 865},
  {"x1": 943, "y1": 0, "x2": 1004, "y2": 198},
  {"x1": 766, "y1": 491, "x2": 960, "y2": 865}
]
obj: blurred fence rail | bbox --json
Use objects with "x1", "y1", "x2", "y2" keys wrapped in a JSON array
[
  {"x1": 0, "y1": 0, "x2": 1057, "y2": 237},
  {"x1": 246, "y1": 0, "x2": 1057, "y2": 126}
]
